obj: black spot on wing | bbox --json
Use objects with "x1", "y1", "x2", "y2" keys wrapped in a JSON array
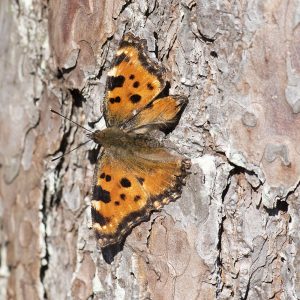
[
  {"x1": 147, "y1": 83, "x2": 154, "y2": 90},
  {"x1": 109, "y1": 96, "x2": 121, "y2": 104},
  {"x1": 134, "y1": 195, "x2": 141, "y2": 202},
  {"x1": 120, "y1": 193, "x2": 126, "y2": 200},
  {"x1": 133, "y1": 81, "x2": 140, "y2": 88},
  {"x1": 129, "y1": 74, "x2": 135, "y2": 80},
  {"x1": 91, "y1": 206, "x2": 110, "y2": 226},
  {"x1": 106, "y1": 175, "x2": 111, "y2": 182},
  {"x1": 114, "y1": 201, "x2": 120, "y2": 206},
  {"x1": 107, "y1": 76, "x2": 125, "y2": 91},
  {"x1": 120, "y1": 178, "x2": 131, "y2": 188},
  {"x1": 130, "y1": 94, "x2": 141, "y2": 103},
  {"x1": 93, "y1": 185, "x2": 111, "y2": 203},
  {"x1": 100, "y1": 173, "x2": 105, "y2": 178},
  {"x1": 137, "y1": 177, "x2": 144, "y2": 185}
]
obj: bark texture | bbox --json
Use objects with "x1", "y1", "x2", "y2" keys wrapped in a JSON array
[{"x1": 1, "y1": 0, "x2": 300, "y2": 299}]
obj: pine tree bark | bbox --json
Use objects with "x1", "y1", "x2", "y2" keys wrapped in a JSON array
[{"x1": 1, "y1": 0, "x2": 300, "y2": 299}]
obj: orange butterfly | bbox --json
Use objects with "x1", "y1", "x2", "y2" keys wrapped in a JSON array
[{"x1": 89, "y1": 33, "x2": 190, "y2": 248}]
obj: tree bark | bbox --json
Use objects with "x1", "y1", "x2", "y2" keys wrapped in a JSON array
[{"x1": 1, "y1": 0, "x2": 300, "y2": 299}]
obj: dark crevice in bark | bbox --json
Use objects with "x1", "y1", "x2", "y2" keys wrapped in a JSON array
[
  {"x1": 88, "y1": 145, "x2": 101, "y2": 165},
  {"x1": 216, "y1": 164, "x2": 254, "y2": 298},
  {"x1": 96, "y1": 63, "x2": 106, "y2": 80},
  {"x1": 227, "y1": 162, "x2": 262, "y2": 191},
  {"x1": 146, "y1": 215, "x2": 160, "y2": 248},
  {"x1": 216, "y1": 173, "x2": 230, "y2": 298},
  {"x1": 102, "y1": 242, "x2": 124, "y2": 264},
  {"x1": 50, "y1": 119, "x2": 73, "y2": 206},
  {"x1": 88, "y1": 114, "x2": 104, "y2": 129},
  {"x1": 50, "y1": 98, "x2": 79, "y2": 162},
  {"x1": 40, "y1": 183, "x2": 49, "y2": 300},
  {"x1": 40, "y1": 118, "x2": 72, "y2": 293},
  {"x1": 118, "y1": 0, "x2": 133, "y2": 17},
  {"x1": 241, "y1": 238, "x2": 267, "y2": 300},
  {"x1": 210, "y1": 50, "x2": 218, "y2": 58},
  {"x1": 51, "y1": 134, "x2": 68, "y2": 172},
  {"x1": 144, "y1": 0, "x2": 157, "y2": 17},
  {"x1": 50, "y1": 187, "x2": 63, "y2": 207},
  {"x1": 55, "y1": 68, "x2": 64, "y2": 79},
  {"x1": 264, "y1": 200, "x2": 289, "y2": 216},
  {"x1": 228, "y1": 163, "x2": 257, "y2": 177},
  {"x1": 69, "y1": 89, "x2": 86, "y2": 108},
  {"x1": 57, "y1": 64, "x2": 77, "y2": 77},
  {"x1": 242, "y1": 279, "x2": 251, "y2": 300},
  {"x1": 144, "y1": 7, "x2": 151, "y2": 17},
  {"x1": 165, "y1": 34, "x2": 177, "y2": 60},
  {"x1": 153, "y1": 31, "x2": 159, "y2": 59},
  {"x1": 216, "y1": 218, "x2": 226, "y2": 298},
  {"x1": 197, "y1": 30, "x2": 216, "y2": 43},
  {"x1": 97, "y1": 35, "x2": 113, "y2": 79}
]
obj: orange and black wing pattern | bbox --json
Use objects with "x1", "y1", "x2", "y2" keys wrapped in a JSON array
[
  {"x1": 103, "y1": 33, "x2": 165, "y2": 127},
  {"x1": 91, "y1": 149, "x2": 190, "y2": 248},
  {"x1": 122, "y1": 95, "x2": 188, "y2": 134},
  {"x1": 91, "y1": 33, "x2": 190, "y2": 248}
]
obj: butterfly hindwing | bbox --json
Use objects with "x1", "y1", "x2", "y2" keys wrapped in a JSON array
[
  {"x1": 91, "y1": 152, "x2": 148, "y2": 247},
  {"x1": 91, "y1": 147, "x2": 190, "y2": 248},
  {"x1": 122, "y1": 95, "x2": 188, "y2": 134},
  {"x1": 103, "y1": 33, "x2": 165, "y2": 127}
]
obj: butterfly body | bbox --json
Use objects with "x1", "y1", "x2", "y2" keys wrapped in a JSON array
[
  {"x1": 90, "y1": 127, "x2": 134, "y2": 149},
  {"x1": 90, "y1": 128, "x2": 158, "y2": 157},
  {"x1": 91, "y1": 33, "x2": 190, "y2": 248}
]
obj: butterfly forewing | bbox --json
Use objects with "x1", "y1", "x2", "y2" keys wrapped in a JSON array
[{"x1": 104, "y1": 33, "x2": 165, "y2": 127}]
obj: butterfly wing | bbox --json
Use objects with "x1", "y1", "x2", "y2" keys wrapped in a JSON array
[
  {"x1": 121, "y1": 95, "x2": 188, "y2": 134},
  {"x1": 94, "y1": 33, "x2": 190, "y2": 247},
  {"x1": 103, "y1": 33, "x2": 165, "y2": 127},
  {"x1": 91, "y1": 147, "x2": 190, "y2": 248}
]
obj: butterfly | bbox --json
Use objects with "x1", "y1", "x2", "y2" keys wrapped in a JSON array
[{"x1": 89, "y1": 33, "x2": 190, "y2": 248}]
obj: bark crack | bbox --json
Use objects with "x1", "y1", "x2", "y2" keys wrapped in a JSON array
[
  {"x1": 242, "y1": 239, "x2": 268, "y2": 300},
  {"x1": 197, "y1": 30, "x2": 216, "y2": 44},
  {"x1": 117, "y1": 0, "x2": 133, "y2": 18},
  {"x1": 146, "y1": 214, "x2": 160, "y2": 248},
  {"x1": 40, "y1": 183, "x2": 49, "y2": 300},
  {"x1": 215, "y1": 175, "x2": 229, "y2": 298},
  {"x1": 216, "y1": 164, "x2": 259, "y2": 298}
]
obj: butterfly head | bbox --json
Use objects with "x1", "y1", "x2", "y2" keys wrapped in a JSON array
[{"x1": 87, "y1": 129, "x2": 109, "y2": 146}]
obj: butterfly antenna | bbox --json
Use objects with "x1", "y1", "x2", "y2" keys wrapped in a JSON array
[
  {"x1": 50, "y1": 108, "x2": 93, "y2": 133},
  {"x1": 51, "y1": 140, "x2": 92, "y2": 161}
]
